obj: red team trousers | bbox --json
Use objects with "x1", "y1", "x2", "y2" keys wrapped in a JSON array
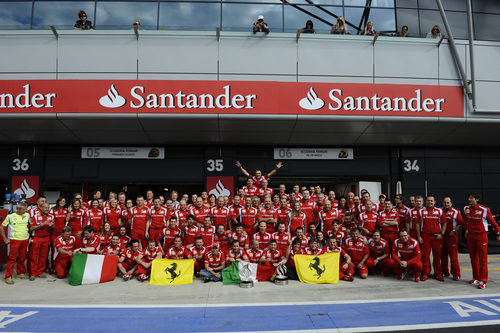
[
  {"x1": 392, "y1": 261, "x2": 423, "y2": 277},
  {"x1": 365, "y1": 257, "x2": 394, "y2": 275},
  {"x1": 149, "y1": 228, "x2": 163, "y2": 245},
  {"x1": 441, "y1": 233, "x2": 460, "y2": 277},
  {"x1": 54, "y1": 255, "x2": 72, "y2": 278},
  {"x1": 29, "y1": 236, "x2": 50, "y2": 277},
  {"x1": 131, "y1": 229, "x2": 147, "y2": 249},
  {"x1": 136, "y1": 259, "x2": 152, "y2": 276},
  {"x1": 421, "y1": 233, "x2": 443, "y2": 277},
  {"x1": 5, "y1": 239, "x2": 29, "y2": 278},
  {"x1": 381, "y1": 231, "x2": 398, "y2": 250},
  {"x1": 467, "y1": 232, "x2": 489, "y2": 283}
]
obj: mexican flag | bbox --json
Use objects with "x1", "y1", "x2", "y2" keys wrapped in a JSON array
[
  {"x1": 69, "y1": 254, "x2": 118, "y2": 286},
  {"x1": 221, "y1": 261, "x2": 275, "y2": 285}
]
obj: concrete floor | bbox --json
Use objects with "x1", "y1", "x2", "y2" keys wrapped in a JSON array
[{"x1": 1, "y1": 253, "x2": 499, "y2": 306}]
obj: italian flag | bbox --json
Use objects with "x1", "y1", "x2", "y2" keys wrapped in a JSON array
[
  {"x1": 69, "y1": 254, "x2": 118, "y2": 286},
  {"x1": 221, "y1": 261, "x2": 275, "y2": 285}
]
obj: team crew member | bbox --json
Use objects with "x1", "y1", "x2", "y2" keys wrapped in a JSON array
[
  {"x1": 97, "y1": 222, "x2": 113, "y2": 253},
  {"x1": 357, "y1": 200, "x2": 378, "y2": 238},
  {"x1": 149, "y1": 198, "x2": 169, "y2": 245},
  {"x1": 166, "y1": 236, "x2": 192, "y2": 259},
  {"x1": 190, "y1": 237, "x2": 207, "y2": 274},
  {"x1": 285, "y1": 239, "x2": 304, "y2": 280},
  {"x1": 272, "y1": 222, "x2": 291, "y2": 255},
  {"x1": 463, "y1": 193, "x2": 500, "y2": 289},
  {"x1": 292, "y1": 227, "x2": 309, "y2": 249},
  {"x1": 103, "y1": 198, "x2": 122, "y2": 234},
  {"x1": 366, "y1": 230, "x2": 393, "y2": 276},
  {"x1": 327, "y1": 220, "x2": 345, "y2": 247},
  {"x1": 377, "y1": 198, "x2": 400, "y2": 250},
  {"x1": 66, "y1": 198, "x2": 86, "y2": 248},
  {"x1": 258, "y1": 197, "x2": 278, "y2": 233},
  {"x1": 49, "y1": 197, "x2": 68, "y2": 272},
  {"x1": 246, "y1": 240, "x2": 264, "y2": 264},
  {"x1": 136, "y1": 238, "x2": 163, "y2": 281},
  {"x1": 118, "y1": 239, "x2": 141, "y2": 281},
  {"x1": 29, "y1": 203, "x2": 54, "y2": 280},
  {"x1": 190, "y1": 197, "x2": 211, "y2": 226},
  {"x1": 261, "y1": 239, "x2": 286, "y2": 267},
  {"x1": 441, "y1": 196, "x2": 463, "y2": 280},
  {"x1": 182, "y1": 215, "x2": 199, "y2": 248},
  {"x1": 86, "y1": 199, "x2": 104, "y2": 233},
  {"x1": 319, "y1": 200, "x2": 339, "y2": 235},
  {"x1": 289, "y1": 201, "x2": 306, "y2": 236},
  {"x1": 213, "y1": 224, "x2": 230, "y2": 253},
  {"x1": 196, "y1": 216, "x2": 216, "y2": 248},
  {"x1": 238, "y1": 197, "x2": 258, "y2": 236},
  {"x1": 344, "y1": 228, "x2": 369, "y2": 279},
  {"x1": 409, "y1": 196, "x2": 424, "y2": 238},
  {"x1": 75, "y1": 225, "x2": 101, "y2": 255},
  {"x1": 121, "y1": 199, "x2": 133, "y2": 231},
  {"x1": 29, "y1": 196, "x2": 47, "y2": 219},
  {"x1": 230, "y1": 223, "x2": 250, "y2": 249},
  {"x1": 392, "y1": 230, "x2": 422, "y2": 282},
  {"x1": 300, "y1": 190, "x2": 317, "y2": 231},
  {"x1": 211, "y1": 197, "x2": 231, "y2": 230},
  {"x1": 175, "y1": 200, "x2": 190, "y2": 226},
  {"x1": 304, "y1": 238, "x2": 323, "y2": 256},
  {"x1": 226, "y1": 240, "x2": 250, "y2": 267},
  {"x1": 323, "y1": 236, "x2": 353, "y2": 281},
  {"x1": 276, "y1": 196, "x2": 291, "y2": 227},
  {"x1": 235, "y1": 160, "x2": 283, "y2": 188},
  {"x1": 129, "y1": 196, "x2": 151, "y2": 249},
  {"x1": 416, "y1": 195, "x2": 446, "y2": 281},
  {"x1": 395, "y1": 195, "x2": 411, "y2": 232},
  {"x1": 258, "y1": 179, "x2": 274, "y2": 199},
  {"x1": 1, "y1": 202, "x2": 30, "y2": 284},
  {"x1": 162, "y1": 216, "x2": 182, "y2": 253},
  {"x1": 253, "y1": 221, "x2": 271, "y2": 250},
  {"x1": 53, "y1": 226, "x2": 76, "y2": 278},
  {"x1": 118, "y1": 226, "x2": 131, "y2": 248},
  {"x1": 201, "y1": 242, "x2": 226, "y2": 282},
  {"x1": 102, "y1": 234, "x2": 123, "y2": 256}
]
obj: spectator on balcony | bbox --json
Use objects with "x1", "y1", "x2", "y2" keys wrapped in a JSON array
[
  {"x1": 74, "y1": 10, "x2": 93, "y2": 30},
  {"x1": 301, "y1": 20, "x2": 316, "y2": 34},
  {"x1": 397, "y1": 25, "x2": 409, "y2": 37},
  {"x1": 331, "y1": 16, "x2": 349, "y2": 35},
  {"x1": 426, "y1": 25, "x2": 442, "y2": 39},
  {"x1": 360, "y1": 21, "x2": 376, "y2": 36},
  {"x1": 253, "y1": 15, "x2": 269, "y2": 34},
  {"x1": 132, "y1": 20, "x2": 140, "y2": 31}
]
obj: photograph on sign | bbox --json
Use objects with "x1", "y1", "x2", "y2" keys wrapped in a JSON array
[
  {"x1": 274, "y1": 148, "x2": 353, "y2": 160},
  {"x1": 81, "y1": 147, "x2": 165, "y2": 159}
]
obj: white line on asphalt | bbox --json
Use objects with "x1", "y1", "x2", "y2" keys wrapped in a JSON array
[{"x1": 1, "y1": 293, "x2": 500, "y2": 308}]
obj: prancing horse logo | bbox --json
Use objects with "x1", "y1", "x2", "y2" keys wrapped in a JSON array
[
  {"x1": 164, "y1": 263, "x2": 181, "y2": 283},
  {"x1": 309, "y1": 257, "x2": 325, "y2": 279}
]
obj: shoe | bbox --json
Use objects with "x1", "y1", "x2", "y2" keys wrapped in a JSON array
[
  {"x1": 478, "y1": 281, "x2": 486, "y2": 289},
  {"x1": 414, "y1": 277, "x2": 420, "y2": 283},
  {"x1": 29, "y1": 276, "x2": 36, "y2": 281},
  {"x1": 421, "y1": 275, "x2": 428, "y2": 281},
  {"x1": 123, "y1": 274, "x2": 131, "y2": 281},
  {"x1": 469, "y1": 279, "x2": 480, "y2": 286},
  {"x1": 436, "y1": 275, "x2": 444, "y2": 282},
  {"x1": 203, "y1": 277, "x2": 210, "y2": 283},
  {"x1": 443, "y1": 273, "x2": 450, "y2": 277},
  {"x1": 138, "y1": 274, "x2": 148, "y2": 281},
  {"x1": 5, "y1": 277, "x2": 14, "y2": 285},
  {"x1": 270, "y1": 274, "x2": 276, "y2": 282},
  {"x1": 452, "y1": 275, "x2": 460, "y2": 281},
  {"x1": 343, "y1": 275, "x2": 354, "y2": 282},
  {"x1": 16, "y1": 274, "x2": 26, "y2": 279}
]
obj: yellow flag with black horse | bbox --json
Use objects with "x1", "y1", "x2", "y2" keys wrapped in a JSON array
[
  {"x1": 149, "y1": 259, "x2": 194, "y2": 285},
  {"x1": 294, "y1": 252, "x2": 340, "y2": 284}
]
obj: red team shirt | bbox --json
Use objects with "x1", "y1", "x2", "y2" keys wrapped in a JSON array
[
  {"x1": 358, "y1": 212, "x2": 379, "y2": 236},
  {"x1": 344, "y1": 237, "x2": 369, "y2": 264},
  {"x1": 166, "y1": 246, "x2": 190, "y2": 259},
  {"x1": 377, "y1": 210, "x2": 401, "y2": 234},
  {"x1": 149, "y1": 207, "x2": 169, "y2": 229},
  {"x1": 230, "y1": 231, "x2": 250, "y2": 248},
  {"x1": 54, "y1": 235, "x2": 76, "y2": 259},
  {"x1": 30, "y1": 214, "x2": 54, "y2": 238},
  {"x1": 68, "y1": 208, "x2": 86, "y2": 235},
  {"x1": 130, "y1": 207, "x2": 151, "y2": 233},
  {"x1": 204, "y1": 251, "x2": 225, "y2": 268},
  {"x1": 86, "y1": 209, "x2": 104, "y2": 232},
  {"x1": 82, "y1": 234, "x2": 101, "y2": 254},
  {"x1": 211, "y1": 207, "x2": 231, "y2": 229},
  {"x1": 463, "y1": 204, "x2": 500, "y2": 234},
  {"x1": 272, "y1": 231, "x2": 291, "y2": 254},
  {"x1": 196, "y1": 225, "x2": 216, "y2": 247},
  {"x1": 319, "y1": 209, "x2": 339, "y2": 234},
  {"x1": 246, "y1": 248, "x2": 264, "y2": 263},
  {"x1": 253, "y1": 231, "x2": 271, "y2": 250},
  {"x1": 417, "y1": 207, "x2": 445, "y2": 234},
  {"x1": 443, "y1": 207, "x2": 464, "y2": 233},
  {"x1": 50, "y1": 207, "x2": 68, "y2": 234},
  {"x1": 103, "y1": 207, "x2": 121, "y2": 232}
]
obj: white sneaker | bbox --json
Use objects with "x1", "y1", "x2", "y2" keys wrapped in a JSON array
[
  {"x1": 478, "y1": 281, "x2": 486, "y2": 289},
  {"x1": 469, "y1": 279, "x2": 480, "y2": 286}
]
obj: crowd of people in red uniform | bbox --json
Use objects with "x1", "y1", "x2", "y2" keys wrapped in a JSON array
[{"x1": 11, "y1": 162, "x2": 500, "y2": 289}]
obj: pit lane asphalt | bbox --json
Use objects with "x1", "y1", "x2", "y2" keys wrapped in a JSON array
[{"x1": 2, "y1": 253, "x2": 499, "y2": 306}]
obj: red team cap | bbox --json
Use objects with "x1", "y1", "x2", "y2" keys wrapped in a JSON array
[
  {"x1": 212, "y1": 242, "x2": 220, "y2": 248},
  {"x1": 379, "y1": 194, "x2": 386, "y2": 199}
]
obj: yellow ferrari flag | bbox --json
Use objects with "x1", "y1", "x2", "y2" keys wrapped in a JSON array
[
  {"x1": 295, "y1": 252, "x2": 340, "y2": 284},
  {"x1": 149, "y1": 259, "x2": 194, "y2": 285}
]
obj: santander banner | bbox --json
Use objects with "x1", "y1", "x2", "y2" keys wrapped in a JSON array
[{"x1": 0, "y1": 80, "x2": 464, "y2": 117}]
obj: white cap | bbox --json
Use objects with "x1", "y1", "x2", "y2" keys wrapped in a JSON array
[{"x1": 258, "y1": 15, "x2": 264, "y2": 21}]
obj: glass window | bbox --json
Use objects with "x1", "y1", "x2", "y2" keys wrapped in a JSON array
[
  {"x1": 222, "y1": 4, "x2": 283, "y2": 32},
  {"x1": 472, "y1": 0, "x2": 500, "y2": 14},
  {"x1": 287, "y1": 0, "x2": 342, "y2": 5},
  {"x1": 395, "y1": 8, "x2": 420, "y2": 37},
  {"x1": 474, "y1": 13, "x2": 500, "y2": 41},
  {"x1": 159, "y1": 2, "x2": 220, "y2": 30},
  {"x1": 96, "y1": 1, "x2": 158, "y2": 30},
  {"x1": 0, "y1": 1, "x2": 32, "y2": 29},
  {"x1": 419, "y1": 9, "x2": 468, "y2": 40},
  {"x1": 222, "y1": 0, "x2": 282, "y2": 3},
  {"x1": 345, "y1": 7, "x2": 396, "y2": 33},
  {"x1": 284, "y1": 5, "x2": 343, "y2": 34},
  {"x1": 33, "y1": 1, "x2": 95, "y2": 30},
  {"x1": 417, "y1": 0, "x2": 466, "y2": 11},
  {"x1": 395, "y1": 0, "x2": 417, "y2": 9},
  {"x1": 344, "y1": 0, "x2": 395, "y2": 8}
]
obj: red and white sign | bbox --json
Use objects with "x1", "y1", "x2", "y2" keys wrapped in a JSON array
[
  {"x1": 0, "y1": 80, "x2": 464, "y2": 117},
  {"x1": 207, "y1": 177, "x2": 234, "y2": 199},
  {"x1": 11, "y1": 176, "x2": 39, "y2": 204}
]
